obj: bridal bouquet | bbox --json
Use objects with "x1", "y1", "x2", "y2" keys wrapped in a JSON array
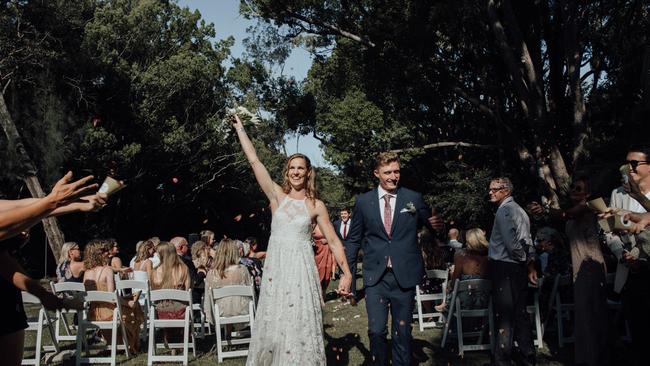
[{"x1": 217, "y1": 105, "x2": 261, "y2": 139}]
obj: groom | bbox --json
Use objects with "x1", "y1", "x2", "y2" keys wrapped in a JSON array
[{"x1": 347, "y1": 152, "x2": 443, "y2": 365}]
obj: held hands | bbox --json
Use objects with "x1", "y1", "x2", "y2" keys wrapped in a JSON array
[
  {"x1": 47, "y1": 171, "x2": 98, "y2": 208},
  {"x1": 336, "y1": 273, "x2": 352, "y2": 298},
  {"x1": 527, "y1": 201, "x2": 545, "y2": 215}
]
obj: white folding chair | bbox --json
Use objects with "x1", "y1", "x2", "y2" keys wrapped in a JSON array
[
  {"x1": 544, "y1": 274, "x2": 574, "y2": 348},
  {"x1": 75, "y1": 290, "x2": 131, "y2": 366},
  {"x1": 21, "y1": 292, "x2": 60, "y2": 366},
  {"x1": 526, "y1": 277, "x2": 544, "y2": 349},
  {"x1": 413, "y1": 269, "x2": 448, "y2": 331},
  {"x1": 147, "y1": 289, "x2": 196, "y2": 365},
  {"x1": 50, "y1": 281, "x2": 86, "y2": 342},
  {"x1": 192, "y1": 302, "x2": 209, "y2": 339},
  {"x1": 116, "y1": 279, "x2": 151, "y2": 339},
  {"x1": 441, "y1": 279, "x2": 494, "y2": 357},
  {"x1": 210, "y1": 285, "x2": 256, "y2": 363}
]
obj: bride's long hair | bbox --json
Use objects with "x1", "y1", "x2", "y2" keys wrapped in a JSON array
[{"x1": 281, "y1": 153, "x2": 318, "y2": 202}]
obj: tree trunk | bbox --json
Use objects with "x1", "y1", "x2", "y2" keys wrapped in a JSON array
[{"x1": 0, "y1": 92, "x2": 64, "y2": 262}]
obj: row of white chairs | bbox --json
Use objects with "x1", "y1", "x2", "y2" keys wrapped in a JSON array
[
  {"x1": 23, "y1": 280, "x2": 257, "y2": 365},
  {"x1": 415, "y1": 271, "x2": 544, "y2": 357}
]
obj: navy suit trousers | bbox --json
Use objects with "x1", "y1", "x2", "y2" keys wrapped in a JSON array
[{"x1": 365, "y1": 268, "x2": 415, "y2": 366}]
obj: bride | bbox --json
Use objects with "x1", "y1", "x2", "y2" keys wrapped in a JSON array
[{"x1": 231, "y1": 114, "x2": 352, "y2": 365}]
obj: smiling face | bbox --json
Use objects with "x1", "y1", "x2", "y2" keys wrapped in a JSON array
[
  {"x1": 374, "y1": 161, "x2": 401, "y2": 193},
  {"x1": 627, "y1": 151, "x2": 650, "y2": 184},
  {"x1": 286, "y1": 156, "x2": 309, "y2": 191}
]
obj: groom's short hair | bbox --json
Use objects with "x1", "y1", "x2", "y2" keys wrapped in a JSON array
[{"x1": 375, "y1": 152, "x2": 400, "y2": 169}]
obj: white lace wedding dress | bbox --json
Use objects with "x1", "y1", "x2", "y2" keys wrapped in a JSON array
[{"x1": 246, "y1": 196, "x2": 326, "y2": 365}]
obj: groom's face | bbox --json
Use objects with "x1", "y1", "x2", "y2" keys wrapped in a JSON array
[{"x1": 374, "y1": 161, "x2": 400, "y2": 193}]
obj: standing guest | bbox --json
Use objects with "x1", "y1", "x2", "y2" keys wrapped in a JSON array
[
  {"x1": 333, "y1": 208, "x2": 357, "y2": 304},
  {"x1": 83, "y1": 239, "x2": 143, "y2": 352},
  {"x1": 245, "y1": 236, "x2": 266, "y2": 260},
  {"x1": 171, "y1": 236, "x2": 203, "y2": 304},
  {"x1": 532, "y1": 177, "x2": 608, "y2": 365},
  {"x1": 131, "y1": 240, "x2": 155, "y2": 282},
  {"x1": 57, "y1": 242, "x2": 84, "y2": 283},
  {"x1": 238, "y1": 240, "x2": 263, "y2": 300},
  {"x1": 150, "y1": 242, "x2": 190, "y2": 347},
  {"x1": 204, "y1": 239, "x2": 253, "y2": 325},
  {"x1": 0, "y1": 171, "x2": 105, "y2": 366},
  {"x1": 604, "y1": 145, "x2": 650, "y2": 366},
  {"x1": 487, "y1": 177, "x2": 537, "y2": 366},
  {"x1": 313, "y1": 224, "x2": 335, "y2": 297},
  {"x1": 346, "y1": 152, "x2": 443, "y2": 366}
]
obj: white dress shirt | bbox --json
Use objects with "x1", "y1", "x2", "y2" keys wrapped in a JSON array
[{"x1": 339, "y1": 219, "x2": 352, "y2": 239}]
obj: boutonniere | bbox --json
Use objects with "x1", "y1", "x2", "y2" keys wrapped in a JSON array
[{"x1": 400, "y1": 202, "x2": 417, "y2": 215}]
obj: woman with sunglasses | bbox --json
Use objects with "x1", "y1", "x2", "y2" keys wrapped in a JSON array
[
  {"x1": 530, "y1": 177, "x2": 609, "y2": 366},
  {"x1": 56, "y1": 242, "x2": 84, "y2": 283}
]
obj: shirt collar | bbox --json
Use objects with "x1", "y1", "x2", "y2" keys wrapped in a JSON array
[
  {"x1": 499, "y1": 196, "x2": 514, "y2": 208},
  {"x1": 377, "y1": 185, "x2": 397, "y2": 200}
]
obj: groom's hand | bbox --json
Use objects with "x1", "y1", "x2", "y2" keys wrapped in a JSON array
[
  {"x1": 336, "y1": 273, "x2": 352, "y2": 298},
  {"x1": 428, "y1": 207, "x2": 444, "y2": 231}
]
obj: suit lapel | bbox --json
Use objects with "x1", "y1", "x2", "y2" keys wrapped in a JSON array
[
  {"x1": 390, "y1": 187, "x2": 405, "y2": 237},
  {"x1": 369, "y1": 188, "x2": 388, "y2": 237}
]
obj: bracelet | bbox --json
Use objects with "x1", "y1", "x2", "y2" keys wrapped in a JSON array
[{"x1": 236, "y1": 127, "x2": 244, "y2": 132}]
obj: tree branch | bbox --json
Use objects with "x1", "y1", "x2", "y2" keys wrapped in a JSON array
[
  {"x1": 285, "y1": 11, "x2": 376, "y2": 47},
  {"x1": 390, "y1": 141, "x2": 496, "y2": 153}
]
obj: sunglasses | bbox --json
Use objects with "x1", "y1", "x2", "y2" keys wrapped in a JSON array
[{"x1": 627, "y1": 160, "x2": 649, "y2": 170}]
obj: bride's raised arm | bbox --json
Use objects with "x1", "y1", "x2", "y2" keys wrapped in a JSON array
[{"x1": 232, "y1": 114, "x2": 281, "y2": 205}]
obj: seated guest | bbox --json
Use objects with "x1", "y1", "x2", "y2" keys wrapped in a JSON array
[
  {"x1": 83, "y1": 239, "x2": 143, "y2": 352},
  {"x1": 129, "y1": 240, "x2": 144, "y2": 268},
  {"x1": 57, "y1": 242, "x2": 84, "y2": 283},
  {"x1": 238, "y1": 240, "x2": 263, "y2": 300},
  {"x1": 107, "y1": 239, "x2": 131, "y2": 278},
  {"x1": 204, "y1": 239, "x2": 253, "y2": 325},
  {"x1": 171, "y1": 236, "x2": 203, "y2": 304},
  {"x1": 150, "y1": 242, "x2": 190, "y2": 345},
  {"x1": 417, "y1": 228, "x2": 447, "y2": 313},
  {"x1": 191, "y1": 240, "x2": 212, "y2": 273},
  {"x1": 245, "y1": 236, "x2": 266, "y2": 260},
  {"x1": 436, "y1": 228, "x2": 489, "y2": 312},
  {"x1": 131, "y1": 239, "x2": 155, "y2": 282},
  {"x1": 200, "y1": 230, "x2": 215, "y2": 248}
]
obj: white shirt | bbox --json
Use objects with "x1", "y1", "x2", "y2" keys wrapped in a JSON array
[
  {"x1": 339, "y1": 219, "x2": 352, "y2": 238},
  {"x1": 377, "y1": 186, "x2": 397, "y2": 225}
]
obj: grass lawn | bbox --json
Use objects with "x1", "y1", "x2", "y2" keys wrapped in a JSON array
[{"x1": 24, "y1": 276, "x2": 610, "y2": 365}]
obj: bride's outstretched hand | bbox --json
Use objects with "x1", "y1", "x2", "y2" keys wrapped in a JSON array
[
  {"x1": 231, "y1": 114, "x2": 244, "y2": 130},
  {"x1": 336, "y1": 273, "x2": 352, "y2": 298}
]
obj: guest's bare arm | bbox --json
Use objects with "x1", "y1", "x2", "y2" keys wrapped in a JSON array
[
  {"x1": 314, "y1": 200, "x2": 352, "y2": 295},
  {"x1": 232, "y1": 114, "x2": 282, "y2": 206}
]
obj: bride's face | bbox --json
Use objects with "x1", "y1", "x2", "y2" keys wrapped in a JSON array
[{"x1": 287, "y1": 157, "x2": 308, "y2": 190}]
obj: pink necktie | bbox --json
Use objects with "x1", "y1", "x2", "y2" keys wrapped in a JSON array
[
  {"x1": 383, "y1": 194, "x2": 393, "y2": 267},
  {"x1": 383, "y1": 194, "x2": 392, "y2": 237}
]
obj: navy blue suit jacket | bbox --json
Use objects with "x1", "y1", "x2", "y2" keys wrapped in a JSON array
[{"x1": 347, "y1": 187, "x2": 431, "y2": 288}]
